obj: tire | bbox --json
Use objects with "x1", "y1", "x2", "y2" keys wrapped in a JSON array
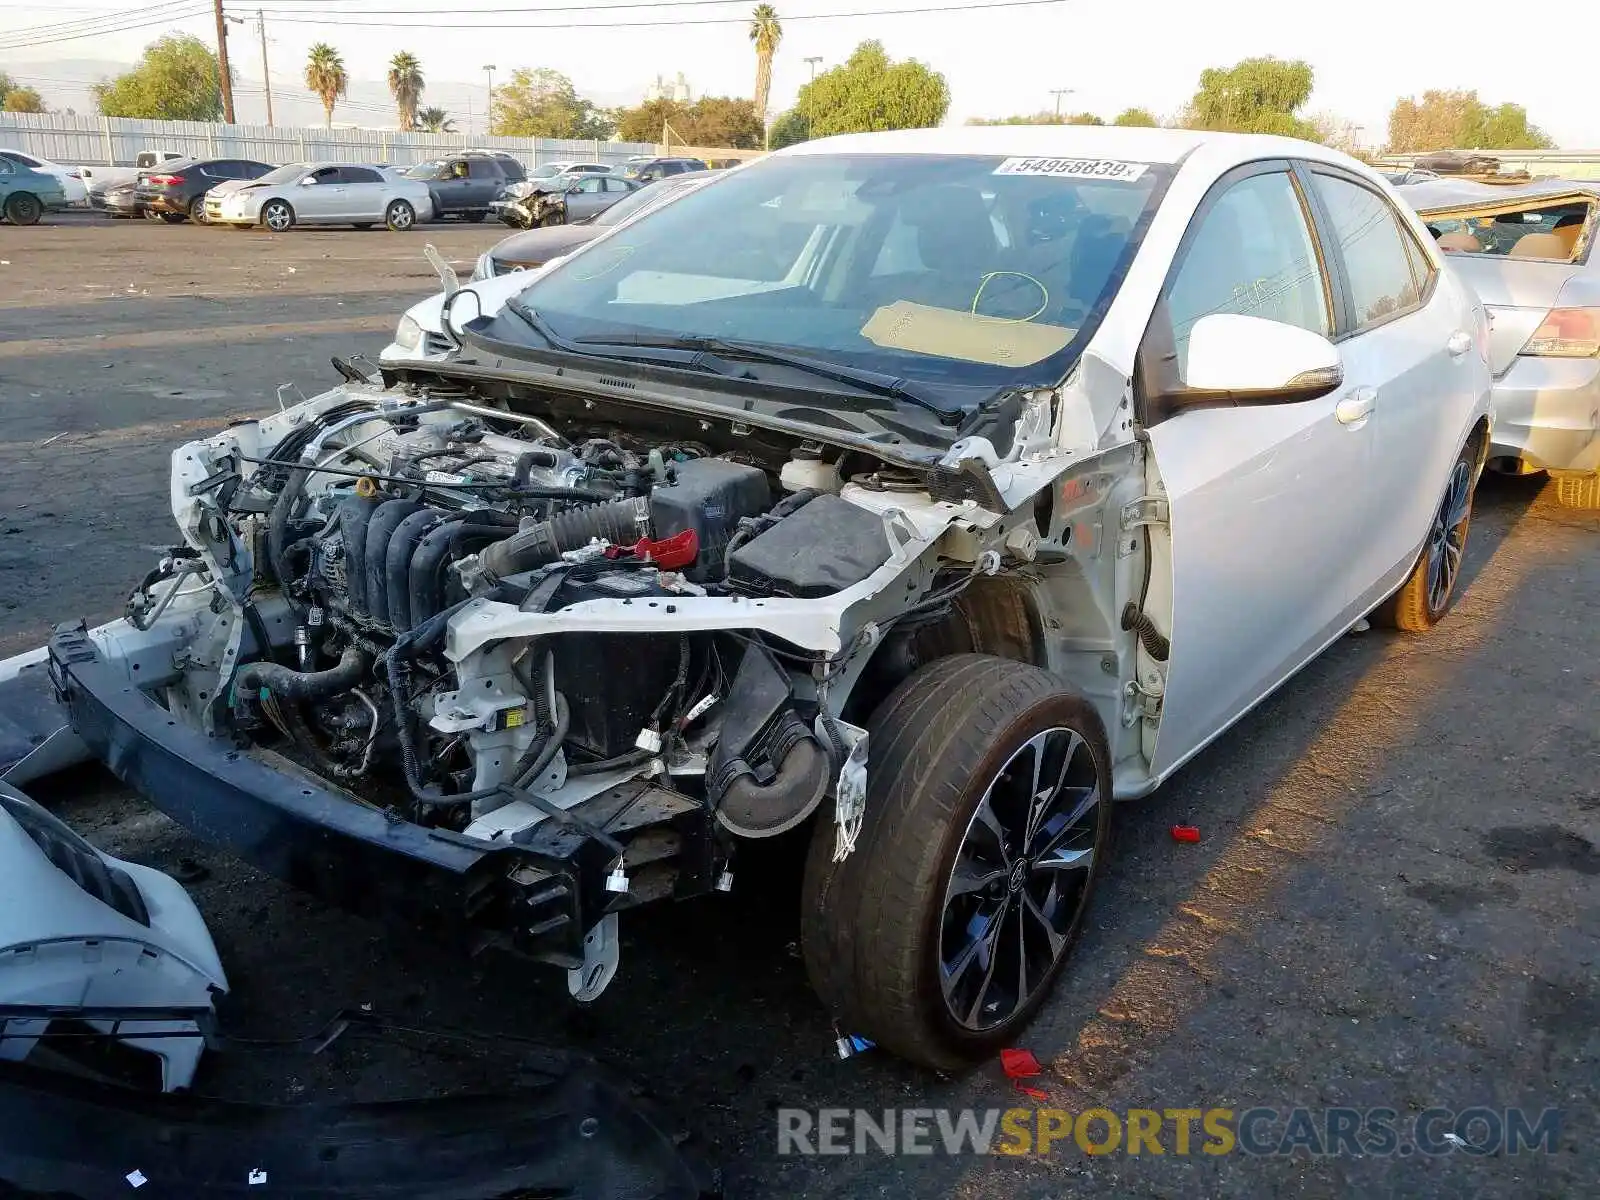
[
  {"x1": 4, "y1": 193, "x2": 43, "y2": 226},
  {"x1": 1554, "y1": 472, "x2": 1600, "y2": 510},
  {"x1": 261, "y1": 199, "x2": 295, "y2": 232},
  {"x1": 465, "y1": 211, "x2": 487, "y2": 223},
  {"x1": 384, "y1": 200, "x2": 415, "y2": 232},
  {"x1": 352, "y1": 223, "x2": 374, "y2": 231},
  {"x1": 159, "y1": 212, "x2": 186, "y2": 224},
  {"x1": 188, "y1": 195, "x2": 207, "y2": 224},
  {"x1": 1373, "y1": 439, "x2": 1477, "y2": 631},
  {"x1": 800, "y1": 654, "x2": 1113, "y2": 1069}
]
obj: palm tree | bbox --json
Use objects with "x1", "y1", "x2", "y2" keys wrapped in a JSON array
[
  {"x1": 388, "y1": 51, "x2": 424, "y2": 132},
  {"x1": 749, "y1": 5, "x2": 782, "y2": 126},
  {"x1": 304, "y1": 43, "x2": 348, "y2": 131},
  {"x1": 417, "y1": 106, "x2": 455, "y2": 134}
]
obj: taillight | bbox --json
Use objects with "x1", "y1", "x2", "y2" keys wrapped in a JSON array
[
  {"x1": 147, "y1": 174, "x2": 184, "y2": 186},
  {"x1": 1521, "y1": 308, "x2": 1600, "y2": 358}
]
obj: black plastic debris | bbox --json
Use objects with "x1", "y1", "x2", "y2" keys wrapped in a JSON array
[{"x1": 0, "y1": 1055, "x2": 717, "y2": 1199}]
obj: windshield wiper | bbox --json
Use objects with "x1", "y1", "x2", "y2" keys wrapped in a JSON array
[
  {"x1": 568, "y1": 331, "x2": 959, "y2": 420},
  {"x1": 500, "y1": 298, "x2": 749, "y2": 377}
]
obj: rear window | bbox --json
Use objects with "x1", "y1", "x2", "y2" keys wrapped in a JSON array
[{"x1": 1423, "y1": 200, "x2": 1593, "y2": 261}]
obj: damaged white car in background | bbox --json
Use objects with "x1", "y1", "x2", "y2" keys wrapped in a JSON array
[{"x1": 1, "y1": 127, "x2": 1491, "y2": 1070}]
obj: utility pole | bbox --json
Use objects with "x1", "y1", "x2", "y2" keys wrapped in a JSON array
[
  {"x1": 213, "y1": 0, "x2": 235, "y2": 123},
  {"x1": 804, "y1": 56, "x2": 822, "y2": 80},
  {"x1": 257, "y1": 9, "x2": 273, "y2": 126},
  {"x1": 1049, "y1": 87, "x2": 1073, "y2": 118},
  {"x1": 483, "y1": 64, "x2": 496, "y2": 137}
]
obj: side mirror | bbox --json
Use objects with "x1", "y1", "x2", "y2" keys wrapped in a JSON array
[{"x1": 1175, "y1": 314, "x2": 1342, "y2": 406}]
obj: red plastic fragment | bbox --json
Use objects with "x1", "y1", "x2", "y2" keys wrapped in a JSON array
[
  {"x1": 1170, "y1": 824, "x2": 1201, "y2": 843},
  {"x1": 1018, "y1": 1085, "x2": 1050, "y2": 1101},
  {"x1": 603, "y1": 527, "x2": 699, "y2": 571},
  {"x1": 1000, "y1": 1047, "x2": 1042, "y2": 1079}
]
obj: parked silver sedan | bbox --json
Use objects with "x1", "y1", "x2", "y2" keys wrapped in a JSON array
[
  {"x1": 205, "y1": 162, "x2": 435, "y2": 231},
  {"x1": 1404, "y1": 178, "x2": 1599, "y2": 507}
]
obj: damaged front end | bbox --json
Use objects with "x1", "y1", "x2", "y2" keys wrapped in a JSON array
[{"x1": 37, "y1": 364, "x2": 1067, "y2": 1001}]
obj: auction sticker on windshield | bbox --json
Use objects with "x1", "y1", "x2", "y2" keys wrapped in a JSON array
[{"x1": 993, "y1": 157, "x2": 1150, "y2": 182}]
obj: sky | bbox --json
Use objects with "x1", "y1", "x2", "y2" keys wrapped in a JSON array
[{"x1": 1, "y1": 0, "x2": 1595, "y2": 148}]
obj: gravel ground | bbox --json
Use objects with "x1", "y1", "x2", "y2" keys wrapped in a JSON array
[{"x1": 1, "y1": 215, "x2": 1596, "y2": 1198}]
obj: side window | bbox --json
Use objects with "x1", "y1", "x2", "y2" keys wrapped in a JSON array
[
  {"x1": 310, "y1": 167, "x2": 340, "y2": 184},
  {"x1": 1166, "y1": 171, "x2": 1330, "y2": 381},
  {"x1": 467, "y1": 159, "x2": 498, "y2": 179},
  {"x1": 338, "y1": 167, "x2": 377, "y2": 184},
  {"x1": 576, "y1": 177, "x2": 604, "y2": 193},
  {"x1": 0, "y1": 159, "x2": 12, "y2": 176},
  {"x1": 1311, "y1": 174, "x2": 1426, "y2": 331}
]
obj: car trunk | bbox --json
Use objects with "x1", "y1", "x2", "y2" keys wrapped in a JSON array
[{"x1": 1441, "y1": 255, "x2": 1584, "y2": 375}]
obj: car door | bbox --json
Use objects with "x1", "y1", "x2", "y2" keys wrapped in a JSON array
[
  {"x1": 1143, "y1": 162, "x2": 1376, "y2": 777},
  {"x1": 334, "y1": 166, "x2": 383, "y2": 220},
  {"x1": 563, "y1": 175, "x2": 608, "y2": 221},
  {"x1": 433, "y1": 158, "x2": 471, "y2": 214},
  {"x1": 1300, "y1": 167, "x2": 1480, "y2": 599},
  {"x1": 296, "y1": 166, "x2": 344, "y2": 221},
  {"x1": 466, "y1": 158, "x2": 501, "y2": 208}
]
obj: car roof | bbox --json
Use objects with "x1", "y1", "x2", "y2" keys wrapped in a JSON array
[
  {"x1": 772, "y1": 125, "x2": 1366, "y2": 173},
  {"x1": 1400, "y1": 176, "x2": 1600, "y2": 212}
]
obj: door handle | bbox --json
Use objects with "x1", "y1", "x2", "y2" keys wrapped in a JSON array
[
  {"x1": 1447, "y1": 330, "x2": 1474, "y2": 357},
  {"x1": 1336, "y1": 387, "x2": 1377, "y2": 425}
]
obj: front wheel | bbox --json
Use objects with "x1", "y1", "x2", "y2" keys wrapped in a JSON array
[
  {"x1": 1374, "y1": 440, "x2": 1477, "y2": 631},
  {"x1": 261, "y1": 199, "x2": 295, "y2": 232},
  {"x1": 3, "y1": 192, "x2": 42, "y2": 226},
  {"x1": 188, "y1": 196, "x2": 207, "y2": 224},
  {"x1": 385, "y1": 200, "x2": 416, "y2": 232},
  {"x1": 800, "y1": 654, "x2": 1112, "y2": 1069}
]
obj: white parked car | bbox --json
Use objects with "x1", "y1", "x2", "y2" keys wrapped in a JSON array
[
  {"x1": 0, "y1": 149, "x2": 87, "y2": 205},
  {"x1": 4, "y1": 127, "x2": 1491, "y2": 1071},
  {"x1": 205, "y1": 162, "x2": 435, "y2": 231}
]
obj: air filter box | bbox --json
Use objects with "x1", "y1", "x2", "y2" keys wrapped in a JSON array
[{"x1": 727, "y1": 494, "x2": 890, "y2": 598}]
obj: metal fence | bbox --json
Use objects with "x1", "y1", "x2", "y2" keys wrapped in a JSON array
[{"x1": 0, "y1": 112, "x2": 656, "y2": 171}]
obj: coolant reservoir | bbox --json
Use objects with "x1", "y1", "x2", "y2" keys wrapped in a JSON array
[{"x1": 779, "y1": 448, "x2": 841, "y2": 494}]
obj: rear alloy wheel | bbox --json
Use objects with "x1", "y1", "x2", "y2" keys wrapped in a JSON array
[
  {"x1": 801, "y1": 654, "x2": 1112, "y2": 1069},
  {"x1": 385, "y1": 200, "x2": 416, "y2": 232},
  {"x1": 3, "y1": 192, "x2": 42, "y2": 226},
  {"x1": 261, "y1": 199, "x2": 295, "y2": 232},
  {"x1": 1375, "y1": 440, "x2": 1477, "y2": 631},
  {"x1": 188, "y1": 195, "x2": 207, "y2": 224}
]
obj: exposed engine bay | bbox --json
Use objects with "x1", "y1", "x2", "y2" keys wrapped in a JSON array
[{"x1": 37, "y1": 366, "x2": 1154, "y2": 1000}]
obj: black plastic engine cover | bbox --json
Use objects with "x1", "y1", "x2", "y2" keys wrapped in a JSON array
[
  {"x1": 649, "y1": 457, "x2": 771, "y2": 582},
  {"x1": 727, "y1": 494, "x2": 890, "y2": 598}
]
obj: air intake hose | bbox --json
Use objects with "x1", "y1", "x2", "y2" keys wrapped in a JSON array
[
  {"x1": 238, "y1": 645, "x2": 369, "y2": 702},
  {"x1": 477, "y1": 496, "x2": 651, "y2": 580}
]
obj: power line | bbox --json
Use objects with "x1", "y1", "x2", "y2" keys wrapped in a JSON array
[
  {"x1": 0, "y1": 4, "x2": 210, "y2": 49},
  {"x1": 252, "y1": 0, "x2": 1066, "y2": 30}
]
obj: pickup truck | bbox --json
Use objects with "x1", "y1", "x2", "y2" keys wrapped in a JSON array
[{"x1": 80, "y1": 150, "x2": 189, "y2": 200}]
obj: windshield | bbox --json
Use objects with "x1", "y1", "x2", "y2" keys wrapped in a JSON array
[
  {"x1": 254, "y1": 163, "x2": 309, "y2": 185},
  {"x1": 405, "y1": 159, "x2": 448, "y2": 180},
  {"x1": 512, "y1": 152, "x2": 1167, "y2": 390},
  {"x1": 529, "y1": 164, "x2": 565, "y2": 179}
]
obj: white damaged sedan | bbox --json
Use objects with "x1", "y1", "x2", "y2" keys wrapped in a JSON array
[{"x1": 7, "y1": 127, "x2": 1491, "y2": 1070}]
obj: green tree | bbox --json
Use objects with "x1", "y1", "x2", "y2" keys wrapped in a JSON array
[
  {"x1": 1112, "y1": 106, "x2": 1158, "y2": 127},
  {"x1": 967, "y1": 111, "x2": 1066, "y2": 125},
  {"x1": 1386, "y1": 89, "x2": 1553, "y2": 152},
  {"x1": 92, "y1": 35, "x2": 223, "y2": 121},
  {"x1": 388, "y1": 51, "x2": 424, "y2": 132},
  {"x1": 749, "y1": 4, "x2": 782, "y2": 127},
  {"x1": 417, "y1": 106, "x2": 455, "y2": 133},
  {"x1": 491, "y1": 68, "x2": 613, "y2": 139},
  {"x1": 305, "y1": 43, "x2": 348, "y2": 130},
  {"x1": 795, "y1": 41, "x2": 948, "y2": 138},
  {"x1": 1181, "y1": 56, "x2": 1316, "y2": 139},
  {"x1": 3, "y1": 86, "x2": 46, "y2": 114},
  {"x1": 0, "y1": 73, "x2": 12, "y2": 98},
  {"x1": 615, "y1": 95, "x2": 764, "y2": 148},
  {"x1": 768, "y1": 107, "x2": 810, "y2": 149}
]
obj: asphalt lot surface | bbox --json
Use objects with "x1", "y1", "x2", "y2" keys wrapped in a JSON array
[{"x1": 1, "y1": 214, "x2": 1597, "y2": 1198}]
